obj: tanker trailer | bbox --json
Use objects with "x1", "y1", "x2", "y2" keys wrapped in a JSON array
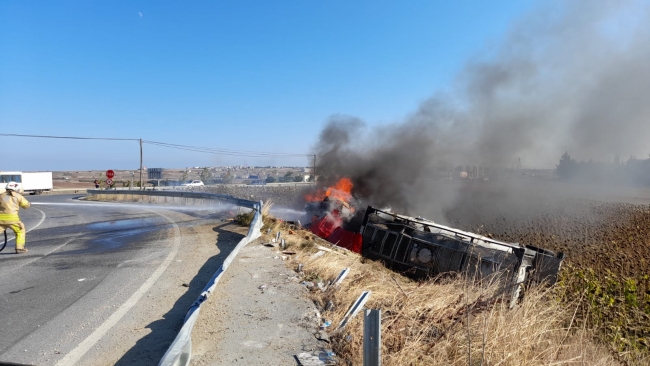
[{"x1": 359, "y1": 206, "x2": 565, "y2": 307}]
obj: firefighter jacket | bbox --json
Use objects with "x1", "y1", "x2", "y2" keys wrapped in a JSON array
[{"x1": 0, "y1": 191, "x2": 30, "y2": 224}]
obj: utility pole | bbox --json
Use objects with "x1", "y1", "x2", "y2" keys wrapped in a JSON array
[
  {"x1": 140, "y1": 139, "x2": 143, "y2": 190},
  {"x1": 312, "y1": 154, "x2": 316, "y2": 183}
]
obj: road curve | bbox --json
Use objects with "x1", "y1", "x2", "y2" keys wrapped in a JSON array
[{"x1": 0, "y1": 194, "x2": 181, "y2": 365}]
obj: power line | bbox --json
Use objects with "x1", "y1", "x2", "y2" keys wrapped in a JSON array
[
  {"x1": 144, "y1": 140, "x2": 308, "y2": 156},
  {"x1": 144, "y1": 140, "x2": 311, "y2": 158},
  {"x1": 0, "y1": 133, "x2": 313, "y2": 158},
  {"x1": 0, "y1": 133, "x2": 139, "y2": 141}
]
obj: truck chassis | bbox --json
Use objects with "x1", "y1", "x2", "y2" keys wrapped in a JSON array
[{"x1": 360, "y1": 207, "x2": 565, "y2": 306}]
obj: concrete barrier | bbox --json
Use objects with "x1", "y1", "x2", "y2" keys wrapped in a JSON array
[{"x1": 86, "y1": 189, "x2": 258, "y2": 209}]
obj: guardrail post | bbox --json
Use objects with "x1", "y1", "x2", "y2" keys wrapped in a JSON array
[{"x1": 363, "y1": 309, "x2": 381, "y2": 366}]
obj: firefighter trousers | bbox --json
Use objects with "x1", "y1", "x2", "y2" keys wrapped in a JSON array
[{"x1": 0, "y1": 222, "x2": 26, "y2": 249}]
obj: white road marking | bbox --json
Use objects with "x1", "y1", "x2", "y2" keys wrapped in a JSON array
[
  {"x1": 56, "y1": 210, "x2": 181, "y2": 366},
  {"x1": 116, "y1": 259, "x2": 132, "y2": 268},
  {"x1": 30, "y1": 207, "x2": 46, "y2": 232}
]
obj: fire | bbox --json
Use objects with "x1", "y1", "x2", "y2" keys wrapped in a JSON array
[
  {"x1": 305, "y1": 177, "x2": 354, "y2": 204},
  {"x1": 304, "y1": 177, "x2": 363, "y2": 253}
]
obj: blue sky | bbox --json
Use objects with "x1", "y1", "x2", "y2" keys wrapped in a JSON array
[{"x1": 1, "y1": 0, "x2": 535, "y2": 171}]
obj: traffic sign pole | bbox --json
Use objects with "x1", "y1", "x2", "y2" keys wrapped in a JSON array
[{"x1": 140, "y1": 139, "x2": 143, "y2": 190}]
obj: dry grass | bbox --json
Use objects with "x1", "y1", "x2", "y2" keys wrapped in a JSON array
[
  {"x1": 261, "y1": 219, "x2": 620, "y2": 366},
  {"x1": 261, "y1": 198, "x2": 274, "y2": 216}
]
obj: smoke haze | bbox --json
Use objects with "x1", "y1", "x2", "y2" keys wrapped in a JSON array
[{"x1": 312, "y1": 0, "x2": 650, "y2": 219}]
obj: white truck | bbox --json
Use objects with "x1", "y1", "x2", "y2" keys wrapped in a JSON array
[{"x1": 0, "y1": 171, "x2": 53, "y2": 195}]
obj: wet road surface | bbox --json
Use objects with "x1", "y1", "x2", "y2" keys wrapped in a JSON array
[{"x1": 0, "y1": 194, "x2": 182, "y2": 365}]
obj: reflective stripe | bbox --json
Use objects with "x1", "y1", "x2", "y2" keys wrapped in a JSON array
[
  {"x1": 0, "y1": 223, "x2": 26, "y2": 246},
  {"x1": 0, "y1": 213, "x2": 19, "y2": 221}
]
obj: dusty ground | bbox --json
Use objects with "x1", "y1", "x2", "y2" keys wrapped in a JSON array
[{"x1": 191, "y1": 240, "x2": 326, "y2": 365}]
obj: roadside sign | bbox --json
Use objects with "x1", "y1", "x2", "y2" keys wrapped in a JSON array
[
  {"x1": 106, "y1": 170, "x2": 115, "y2": 179},
  {"x1": 148, "y1": 168, "x2": 163, "y2": 179},
  {"x1": 106, "y1": 178, "x2": 114, "y2": 186}
]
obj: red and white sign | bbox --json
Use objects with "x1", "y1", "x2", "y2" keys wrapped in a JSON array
[
  {"x1": 106, "y1": 170, "x2": 115, "y2": 179},
  {"x1": 105, "y1": 178, "x2": 114, "y2": 186}
]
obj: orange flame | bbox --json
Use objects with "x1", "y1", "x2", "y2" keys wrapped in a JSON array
[{"x1": 305, "y1": 177, "x2": 354, "y2": 204}]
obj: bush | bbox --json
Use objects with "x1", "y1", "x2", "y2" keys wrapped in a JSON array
[
  {"x1": 234, "y1": 211, "x2": 255, "y2": 226},
  {"x1": 234, "y1": 210, "x2": 275, "y2": 230}
]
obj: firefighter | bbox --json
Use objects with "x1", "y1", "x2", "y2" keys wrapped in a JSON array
[{"x1": 0, "y1": 182, "x2": 31, "y2": 254}]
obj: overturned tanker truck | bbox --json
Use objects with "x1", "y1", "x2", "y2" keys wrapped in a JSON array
[{"x1": 306, "y1": 202, "x2": 565, "y2": 306}]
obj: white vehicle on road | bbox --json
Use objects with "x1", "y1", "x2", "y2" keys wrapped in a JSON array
[
  {"x1": 180, "y1": 180, "x2": 204, "y2": 188},
  {"x1": 0, "y1": 171, "x2": 53, "y2": 195}
]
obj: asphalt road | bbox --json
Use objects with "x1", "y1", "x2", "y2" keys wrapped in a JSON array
[{"x1": 0, "y1": 194, "x2": 182, "y2": 365}]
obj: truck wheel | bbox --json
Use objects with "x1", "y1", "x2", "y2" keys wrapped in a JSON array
[{"x1": 35, "y1": 190, "x2": 43, "y2": 195}]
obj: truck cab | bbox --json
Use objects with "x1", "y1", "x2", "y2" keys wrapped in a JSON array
[{"x1": 0, "y1": 171, "x2": 53, "y2": 195}]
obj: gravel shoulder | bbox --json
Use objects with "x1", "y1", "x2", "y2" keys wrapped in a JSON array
[{"x1": 190, "y1": 239, "x2": 324, "y2": 365}]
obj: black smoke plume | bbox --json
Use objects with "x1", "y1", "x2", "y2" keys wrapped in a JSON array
[{"x1": 311, "y1": 0, "x2": 650, "y2": 219}]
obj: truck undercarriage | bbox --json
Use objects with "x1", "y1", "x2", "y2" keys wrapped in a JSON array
[{"x1": 305, "y1": 201, "x2": 565, "y2": 306}]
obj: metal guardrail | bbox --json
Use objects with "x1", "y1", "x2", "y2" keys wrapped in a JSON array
[
  {"x1": 158, "y1": 200, "x2": 264, "y2": 366},
  {"x1": 364, "y1": 309, "x2": 381, "y2": 366},
  {"x1": 50, "y1": 187, "x2": 175, "y2": 193},
  {"x1": 86, "y1": 189, "x2": 258, "y2": 208},
  {"x1": 256, "y1": 182, "x2": 315, "y2": 187}
]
